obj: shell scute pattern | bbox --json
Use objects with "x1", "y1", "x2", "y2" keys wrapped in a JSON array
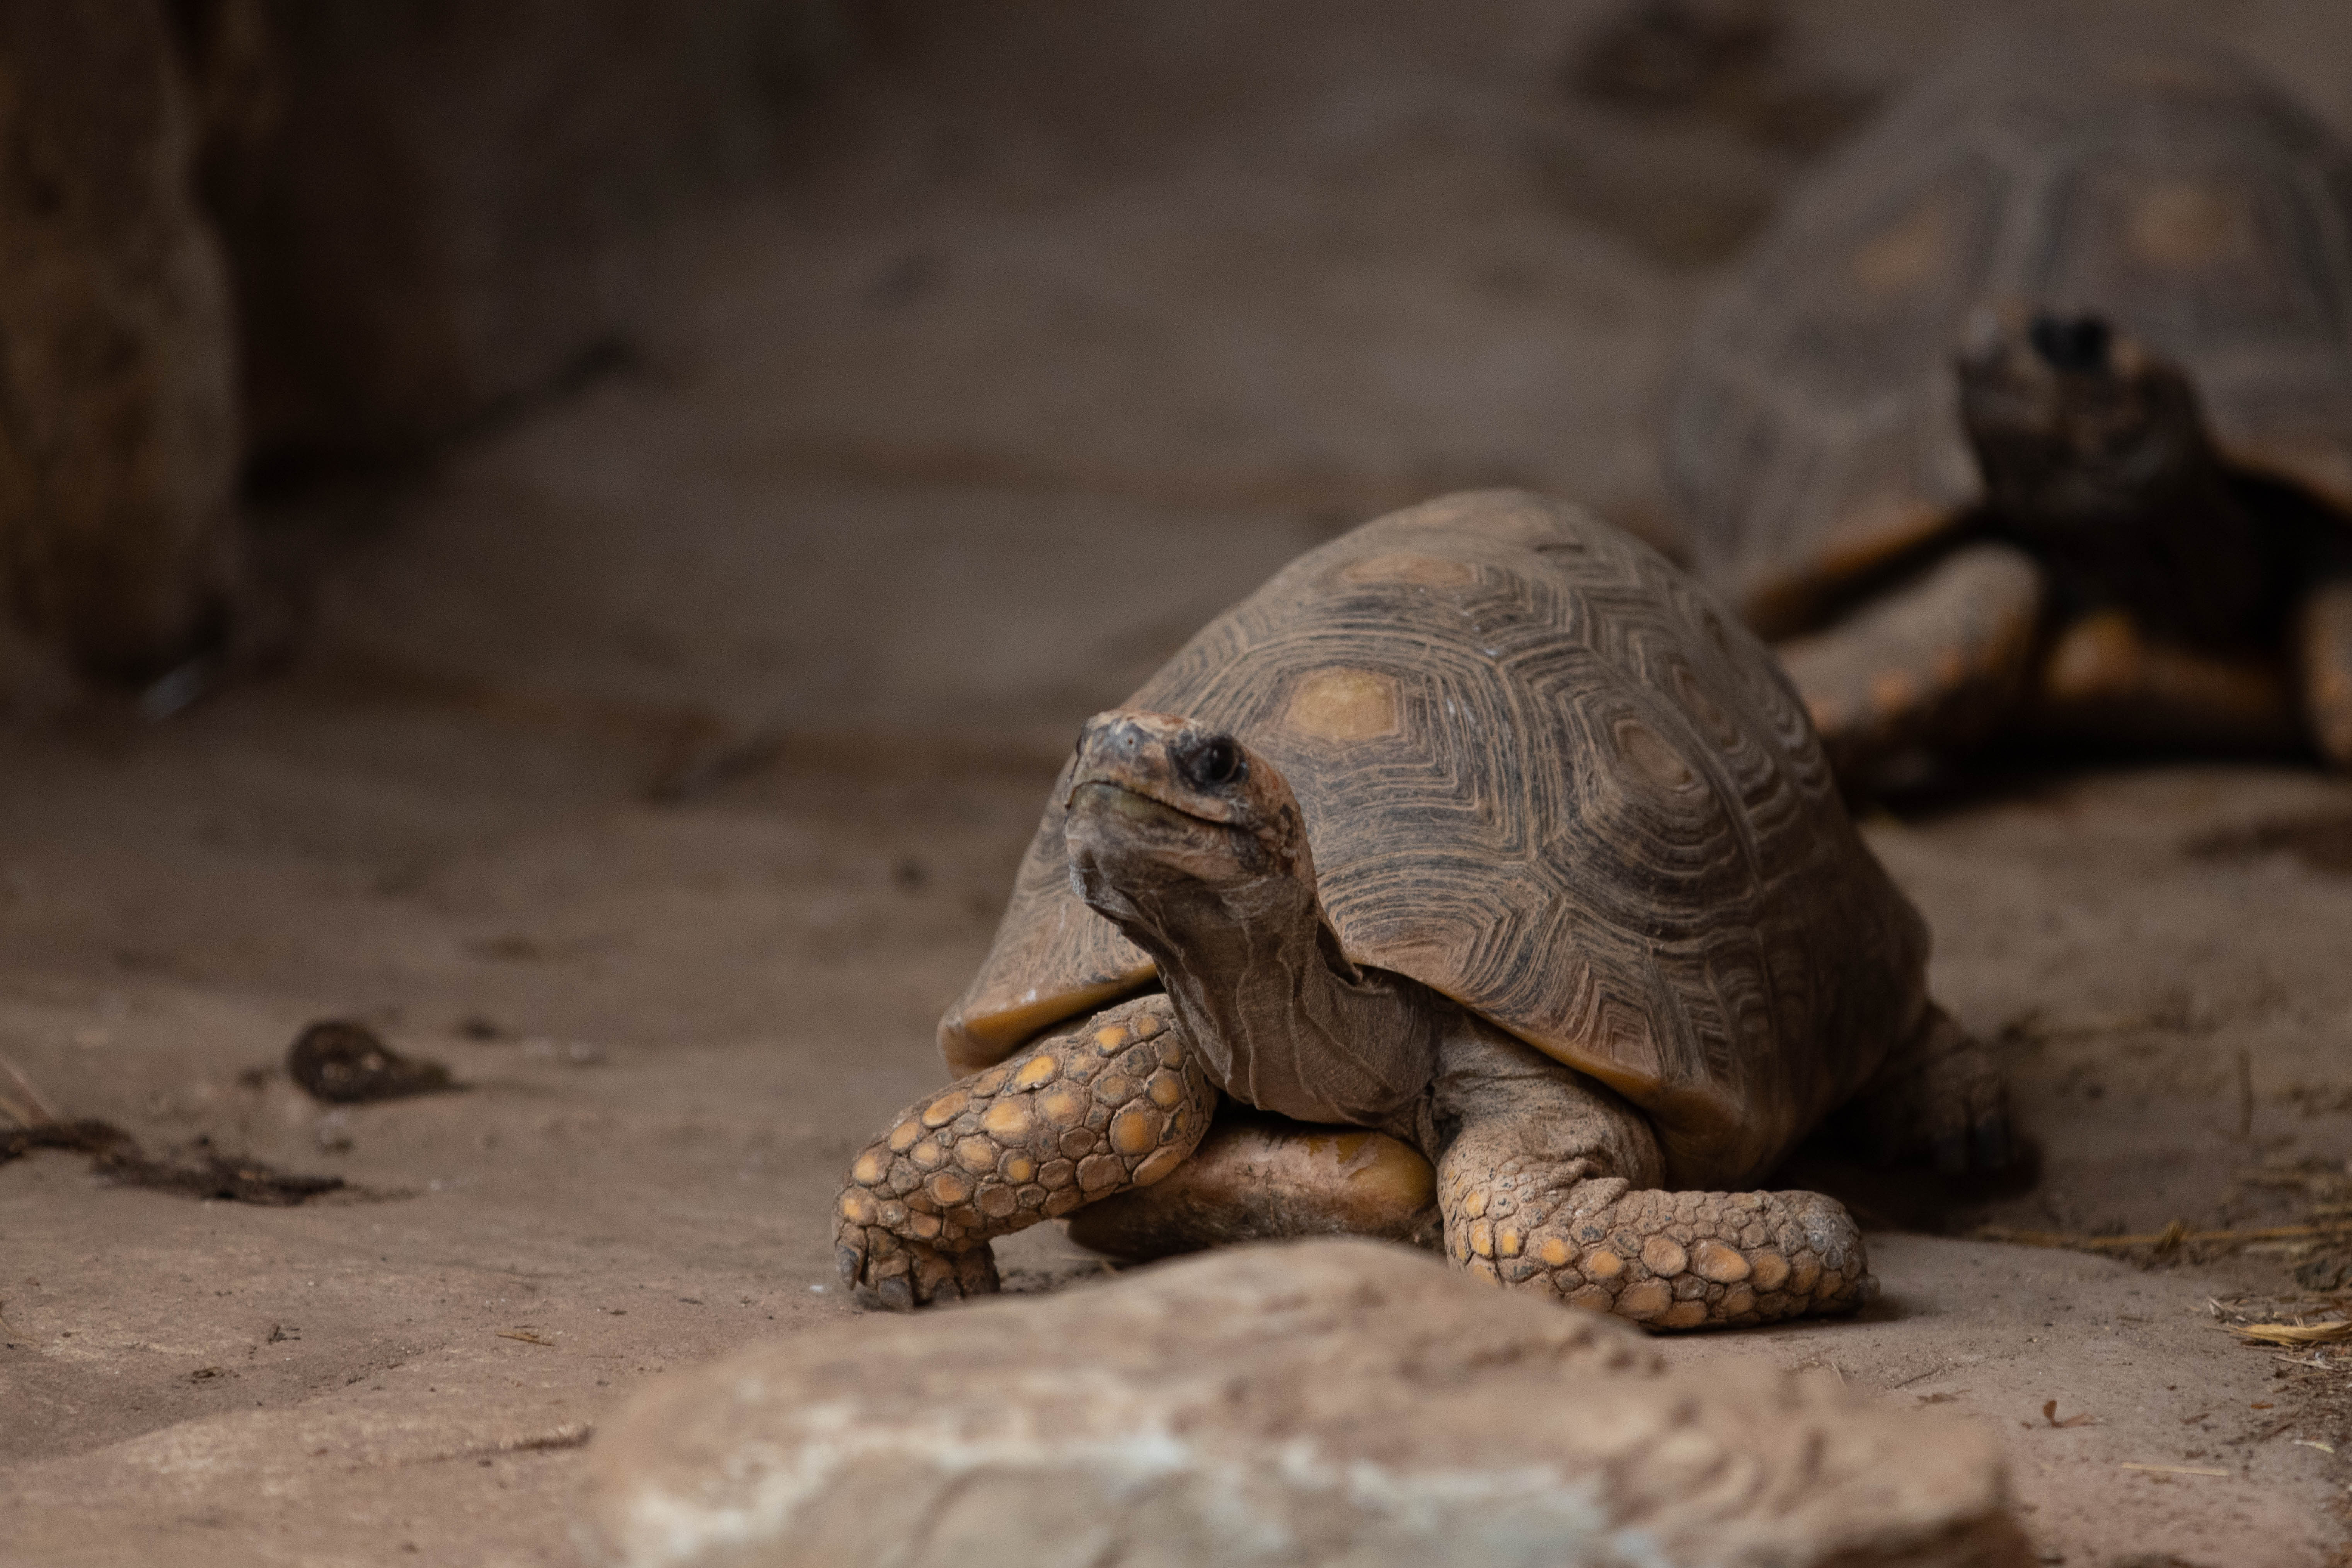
[
  {"x1": 943, "y1": 492, "x2": 1926, "y2": 1182},
  {"x1": 1670, "y1": 33, "x2": 2352, "y2": 632}
]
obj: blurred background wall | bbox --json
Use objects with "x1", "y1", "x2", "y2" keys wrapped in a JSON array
[
  {"x1": 7, "y1": 0, "x2": 2351, "y2": 721},
  {"x1": 0, "y1": 0, "x2": 846, "y2": 686},
  {"x1": 171, "y1": 0, "x2": 848, "y2": 467},
  {"x1": 0, "y1": 0, "x2": 238, "y2": 681}
]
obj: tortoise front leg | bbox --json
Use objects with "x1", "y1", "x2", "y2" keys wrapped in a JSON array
[
  {"x1": 2298, "y1": 575, "x2": 2352, "y2": 768},
  {"x1": 1430, "y1": 1028, "x2": 1871, "y2": 1331},
  {"x1": 834, "y1": 994, "x2": 1215, "y2": 1310},
  {"x1": 1776, "y1": 541, "x2": 2046, "y2": 782}
]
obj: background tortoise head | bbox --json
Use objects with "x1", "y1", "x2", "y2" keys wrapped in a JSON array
[
  {"x1": 1064, "y1": 711, "x2": 1314, "y2": 915},
  {"x1": 1957, "y1": 304, "x2": 2214, "y2": 535}
]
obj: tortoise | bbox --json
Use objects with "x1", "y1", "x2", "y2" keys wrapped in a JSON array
[
  {"x1": 1666, "y1": 32, "x2": 2352, "y2": 785},
  {"x1": 833, "y1": 489, "x2": 2010, "y2": 1330}
]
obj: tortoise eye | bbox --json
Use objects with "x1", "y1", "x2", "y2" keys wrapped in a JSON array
[{"x1": 1181, "y1": 735, "x2": 1247, "y2": 789}]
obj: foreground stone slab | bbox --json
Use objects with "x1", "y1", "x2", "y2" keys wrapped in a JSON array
[{"x1": 579, "y1": 1239, "x2": 2028, "y2": 1568}]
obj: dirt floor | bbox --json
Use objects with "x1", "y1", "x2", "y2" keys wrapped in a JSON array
[{"x1": 7, "y1": 3, "x2": 2352, "y2": 1564}]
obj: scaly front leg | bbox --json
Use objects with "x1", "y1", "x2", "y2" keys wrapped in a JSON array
[
  {"x1": 1428, "y1": 1024, "x2": 1871, "y2": 1331},
  {"x1": 835, "y1": 994, "x2": 1215, "y2": 1310}
]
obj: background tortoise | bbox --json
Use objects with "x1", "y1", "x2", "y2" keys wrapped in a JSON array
[
  {"x1": 834, "y1": 490, "x2": 2009, "y2": 1329},
  {"x1": 1667, "y1": 32, "x2": 2352, "y2": 784}
]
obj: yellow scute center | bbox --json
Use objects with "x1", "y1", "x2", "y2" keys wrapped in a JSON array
[{"x1": 1284, "y1": 667, "x2": 1401, "y2": 743}]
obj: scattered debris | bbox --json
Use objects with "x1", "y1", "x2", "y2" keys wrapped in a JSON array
[
  {"x1": 1994, "y1": 995, "x2": 2216, "y2": 1048},
  {"x1": 2229, "y1": 1319, "x2": 2352, "y2": 1348},
  {"x1": 497, "y1": 1329, "x2": 556, "y2": 1347},
  {"x1": 0, "y1": 1051, "x2": 60, "y2": 1128},
  {"x1": 2277, "y1": 1082, "x2": 2352, "y2": 1117},
  {"x1": 2294, "y1": 1256, "x2": 2352, "y2": 1291},
  {"x1": 137, "y1": 658, "x2": 217, "y2": 723},
  {"x1": 2042, "y1": 1400, "x2": 2098, "y2": 1429},
  {"x1": 1, "y1": 1120, "x2": 346, "y2": 1205},
  {"x1": 644, "y1": 721, "x2": 784, "y2": 805},
  {"x1": 488, "y1": 1423, "x2": 591, "y2": 1454},
  {"x1": 287, "y1": 1020, "x2": 455, "y2": 1104},
  {"x1": 522, "y1": 1038, "x2": 607, "y2": 1067},
  {"x1": 1977, "y1": 1220, "x2": 2352, "y2": 1255},
  {"x1": 2118, "y1": 1462, "x2": 2231, "y2": 1478},
  {"x1": 2183, "y1": 809, "x2": 2352, "y2": 876}
]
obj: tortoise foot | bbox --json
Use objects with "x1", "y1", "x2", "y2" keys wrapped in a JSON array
[
  {"x1": 1442, "y1": 1164, "x2": 1872, "y2": 1331},
  {"x1": 833, "y1": 993, "x2": 1214, "y2": 1309},
  {"x1": 839, "y1": 1231, "x2": 999, "y2": 1311}
]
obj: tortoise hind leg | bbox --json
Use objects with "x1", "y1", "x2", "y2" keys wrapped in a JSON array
[
  {"x1": 1065, "y1": 1108, "x2": 1439, "y2": 1259},
  {"x1": 1430, "y1": 1027, "x2": 1871, "y2": 1331},
  {"x1": 1776, "y1": 541, "x2": 2046, "y2": 784},
  {"x1": 1831, "y1": 1002, "x2": 2014, "y2": 1176},
  {"x1": 2297, "y1": 576, "x2": 2352, "y2": 768},
  {"x1": 834, "y1": 994, "x2": 1215, "y2": 1309}
]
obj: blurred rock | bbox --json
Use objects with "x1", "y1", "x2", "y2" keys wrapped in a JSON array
[
  {"x1": 579, "y1": 1239, "x2": 2030, "y2": 1568},
  {"x1": 0, "y1": 0, "x2": 241, "y2": 679},
  {"x1": 171, "y1": 0, "x2": 849, "y2": 466}
]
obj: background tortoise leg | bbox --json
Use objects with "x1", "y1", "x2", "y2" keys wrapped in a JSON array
[
  {"x1": 1776, "y1": 541, "x2": 2046, "y2": 782},
  {"x1": 834, "y1": 994, "x2": 1214, "y2": 1310},
  {"x1": 1830, "y1": 1001, "x2": 2013, "y2": 1176},
  {"x1": 2297, "y1": 575, "x2": 2352, "y2": 768},
  {"x1": 1065, "y1": 1106, "x2": 1438, "y2": 1259},
  {"x1": 1428, "y1": 1028, "x2": 1870, "y2": 1331},
  {"x1": 2033, "y1": 609, "x2": 2297, "y2": 751}
]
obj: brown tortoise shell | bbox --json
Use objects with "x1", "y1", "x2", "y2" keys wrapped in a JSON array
[
  {"x1": 940, "y1": 491, "x2": 1930, "y2": 1187},
  {"x1": 1668, "y1": 32, "x2": 2352, "y2": 639}
]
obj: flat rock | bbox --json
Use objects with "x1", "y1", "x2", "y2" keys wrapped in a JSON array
[{"x1": 579, "y1": 1239, "x2": 2029, "y2": 1568}]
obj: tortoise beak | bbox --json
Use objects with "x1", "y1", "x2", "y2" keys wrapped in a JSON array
[{"x1": 1067, "y1": 711, "x2": 1252, "y2": 825}]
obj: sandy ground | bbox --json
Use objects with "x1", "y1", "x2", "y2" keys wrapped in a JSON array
[{"x1": 6, "y1": 3, "x2": 2352, "y2": 1564}]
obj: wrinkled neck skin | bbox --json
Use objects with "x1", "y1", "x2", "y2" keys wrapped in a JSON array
[{"x1": 1069, "y1": 836, "x2": 1440, "y2": 1129}]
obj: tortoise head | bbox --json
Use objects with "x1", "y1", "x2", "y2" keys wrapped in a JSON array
[
  {"x1": 1062, "y1": 711, "x2": 1311, "y2": 909},
  {"x1": 1955, "y1": 303, "x2": 2214, "y2": 531}
]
